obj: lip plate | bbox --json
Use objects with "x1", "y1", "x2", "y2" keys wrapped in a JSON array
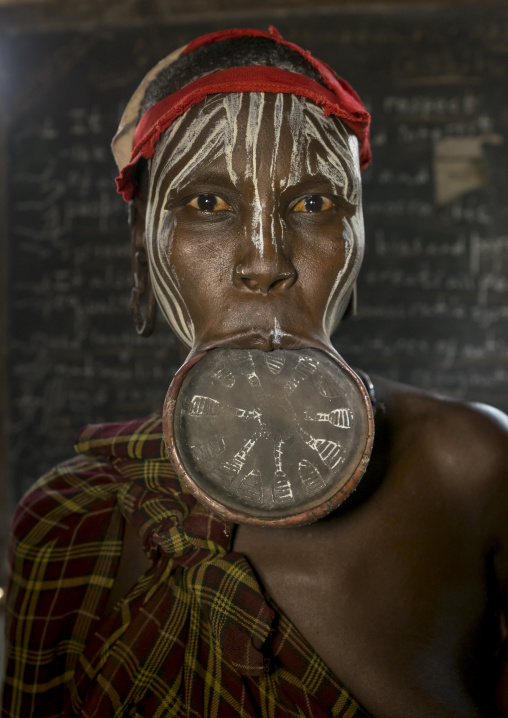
[{"x1": 163, "y1": 346, "x2": 374, "y2": 528}]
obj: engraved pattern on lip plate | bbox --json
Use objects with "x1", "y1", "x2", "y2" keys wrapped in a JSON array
[{"x1": 172, "y1": 347, "x2": 372, "y2": 521}]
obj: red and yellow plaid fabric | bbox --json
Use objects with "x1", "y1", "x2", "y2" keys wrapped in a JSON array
[{"x1": 3, "y1": 413, "x2": 370, "y2": 717}]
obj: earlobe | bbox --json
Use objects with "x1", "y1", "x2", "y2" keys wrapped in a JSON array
[{"x1": 128, "y1": 200, "x2": 157, "y2": 337}]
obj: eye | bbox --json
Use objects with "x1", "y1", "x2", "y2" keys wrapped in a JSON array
[
  {"x1": 188, "y1": 193, "x2": 231, "y2": 212},
  {"x1": 293, "y1": 195, "x2": 334, "y2": 213}
]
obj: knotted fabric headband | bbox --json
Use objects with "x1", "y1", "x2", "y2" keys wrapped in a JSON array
[{"x1": 113, "y1": 26, "x2": 372, "y2": 202}]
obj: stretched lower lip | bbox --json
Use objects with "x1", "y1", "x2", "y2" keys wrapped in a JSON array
[
  {"x1": 189, "y1": 330, "x2": 335, "y2": 357},
  {"x1": 199, "y1": 331, "x2": 298, "y2": 352}
]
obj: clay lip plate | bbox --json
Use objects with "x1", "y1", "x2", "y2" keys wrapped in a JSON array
[{"x1": 163, "y1": 347, "x2": 374, "y2": 527}]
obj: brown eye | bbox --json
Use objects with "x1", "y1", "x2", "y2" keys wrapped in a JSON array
[
  {"x1": 293, "y1": 195, "x2": 333, "y2": 213},
  {"x1": 188, "y1": 194, "x2": 231, "y2": 212}
]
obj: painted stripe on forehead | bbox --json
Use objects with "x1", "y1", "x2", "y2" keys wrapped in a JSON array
[
  {"x1": 223, "y1": 93, "x2": 243, "y2": 186},
  {"x1": 244, "y1": 93, "x2": 266, "y2": 254},
  {"x1": 270, "y1": 93, "x2": 285, "y2": 181},
  {"x1": 270, "y1": 93, "x2": 285, "y2": 246},
  {"x1": 285, "y1": 94, "x2": 305, "y2": 190}
]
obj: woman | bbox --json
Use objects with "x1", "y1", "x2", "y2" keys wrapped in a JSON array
[{"x1": 4, "y1": 27, "x2": 508, "y2": 718}]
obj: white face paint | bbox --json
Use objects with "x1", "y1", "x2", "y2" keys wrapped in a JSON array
[
  {"x1": 277, "y1": 99, "x2": 364, "y2": 338},
  {"x1": 145, "y1": 96, "x2": 232, "y2": 346},
  {"x1": 144, "y1": 91, "x2": 364, "y2": 350},
  {"x1": 244, "y1": 93, "x2": 266, "y2": 254}
]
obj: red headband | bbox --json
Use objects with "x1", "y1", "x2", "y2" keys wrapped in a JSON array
[{"x1": 116, "y1": 28, "x2": 371, "y2": 202}]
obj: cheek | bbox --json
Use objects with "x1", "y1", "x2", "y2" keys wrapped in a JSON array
[
  {"x1": 144, "y1": 211, "x2": 197, "y2": 346},
  {"x1": 293, "y1": 223, "x2": 348, "y2": 298},
  {"x1": 147, "y1": 206, "x2": 175, "y2": 256},
  {"x1": 323, "y1": 213, "x2": 364, "y2": 333},
  {"x1": 164, "y1": 221, "x2": 235, "y2": 303}
]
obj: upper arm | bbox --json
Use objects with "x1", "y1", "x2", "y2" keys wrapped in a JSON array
[
  {"x1": 493, "y1": 491, "x2": 508, "y2": 715},
  {"x1": 412, "y1": 396, "x2": 508, "y2": 714},
  {"x1": 468, "y1": 404, "x2": 508, "y2": 715}
]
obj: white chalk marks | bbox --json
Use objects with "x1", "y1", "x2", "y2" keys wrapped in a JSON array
[{"x1": 145, "y1": 93, "x2": 364, "y2": 348}]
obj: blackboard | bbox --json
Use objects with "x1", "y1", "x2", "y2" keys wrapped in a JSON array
[{"x1": 4, "y1": 6, "x2": 508, "y2": 503}]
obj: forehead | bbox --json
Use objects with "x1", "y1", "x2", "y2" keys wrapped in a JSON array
[{"x1": 149, "y1": 93, "x2": 361, "y2": 200}]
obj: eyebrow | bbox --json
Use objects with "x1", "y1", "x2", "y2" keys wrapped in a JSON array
[
  {"x1": 283, "y1": 173, "x2": 347, "y2": 189},
  {"x1": 163, "y1": 170, "x2": 241, "y2": 199},
  {"x1": 281, "y1": 172, "x2": 359, "y2": 206}
]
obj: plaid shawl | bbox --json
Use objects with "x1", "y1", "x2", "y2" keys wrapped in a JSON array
[{"x1": 3, "y1": 413, "x2": 370, "y2": 718}]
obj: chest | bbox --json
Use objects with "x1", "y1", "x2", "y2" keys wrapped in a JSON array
[{"x1": 233, "y1": 476, "x2": 497, "y2": 717}]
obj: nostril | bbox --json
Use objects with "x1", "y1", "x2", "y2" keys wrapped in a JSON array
[
  {"x1": 242, "y1": 277, "x2": 260, "y2": 291},
  {"x1": 272, "y1": 273, "x2": 296, "y2": 291},
  {"x1": 238, "y1": 271, "x2": 296, "y2": 294}
]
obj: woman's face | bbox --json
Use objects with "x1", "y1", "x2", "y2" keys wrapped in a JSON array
[{"x1": 143, "y1": 92, "x2": 365, "y2": 355}]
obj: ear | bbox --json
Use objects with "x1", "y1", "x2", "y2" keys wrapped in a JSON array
[
  {"x1": 129, "y1": 196, "x2": 148, "y2": 254},
  {"x1": 128, "y1": 198, "x2": 157, "y2": 337}
]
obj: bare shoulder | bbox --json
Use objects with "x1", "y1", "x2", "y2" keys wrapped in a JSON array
[
  {"x1": 373, "y1": 375, "x2": 508, "y2": 530},
  {"x1": 377, "y1": 374, "x2": 508, "y2": 444}
]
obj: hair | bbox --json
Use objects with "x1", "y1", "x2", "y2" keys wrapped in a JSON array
[
  {"x1": 135, "y1": 36, "x2": 329, "y2": 193},
  {"x1": 138, "y1": 36, "x2": 326, "y2": 118}
]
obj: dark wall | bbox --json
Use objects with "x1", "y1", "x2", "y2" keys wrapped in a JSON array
[{"x1": 3, "y1": 4, "x2": 508, "y2": 504}]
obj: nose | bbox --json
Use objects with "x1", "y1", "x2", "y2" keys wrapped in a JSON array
[
  {"x1": 233, "y1": 225, "x2": 297, "y2": 295},
  {"x1": 234, "y1": 261, "x2": 296, "y2": 294}
]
